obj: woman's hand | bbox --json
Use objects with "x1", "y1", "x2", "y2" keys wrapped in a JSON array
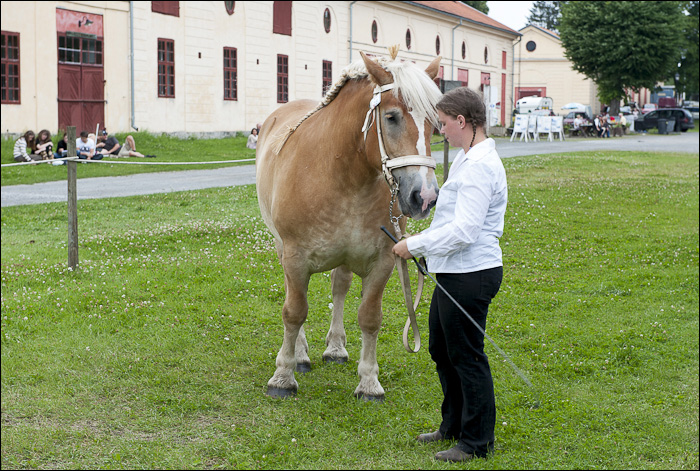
[{"x1": 392, "y1": 239, "x2": 414, "y2": 260}]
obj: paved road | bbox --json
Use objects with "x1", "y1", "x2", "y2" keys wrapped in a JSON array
[{"x1": 2, "y1": 132, "x2": 697, "y2": 207}]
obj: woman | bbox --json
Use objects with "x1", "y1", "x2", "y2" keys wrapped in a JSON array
[
  {"x1": 392, "y1": 87, "x2": 507, "y2": 463},
  {"x1": 35, "y1": 129, "x2": 54, "y2": 160},
  {"x1": 246, "y1": 127, "x2": 258, "y2": 149},
  {"x1": 13, "y1": 130, "x2": 37, "y2": 162}
]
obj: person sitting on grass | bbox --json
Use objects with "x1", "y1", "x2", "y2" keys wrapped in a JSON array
[
  {"x1": 97, "y1": 131, "x2": 156, "y2": 158},
  {"x1": 76, "y1": 131, "x2": 102, "y2": 160}
]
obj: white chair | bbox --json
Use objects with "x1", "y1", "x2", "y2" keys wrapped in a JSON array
[
  {"x1": 510, "y1": 115, "x2": 529, "y2": 142},
  {"x1": 551, "y1": 116, "x2": 565, "y2": 141},
  {"x1": 527, "y1": 115, "x2": 538, "y2": 141},
  {"x1": 537, "y1": 116, "x2": 553, "y2": 142}
]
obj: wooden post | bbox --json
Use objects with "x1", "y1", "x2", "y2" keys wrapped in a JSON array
[{"x1": 66, "y1": 126, "x2": 78, "y2": 269}]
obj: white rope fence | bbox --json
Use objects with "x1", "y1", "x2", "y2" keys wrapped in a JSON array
[{"x1": 1, "y1": 156, "x2": 256, "y2": 167}]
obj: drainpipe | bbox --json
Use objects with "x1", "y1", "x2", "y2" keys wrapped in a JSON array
[
  {"x1": 349, "y1": 1, "x2": 358, "y2": 63},
  {"x1": 451, "y1": 19, "x2": 462, "y2": 80},
  {"x1": 130, "y1": 1, "x2": 138, "y2": 131},
  {"x1": 511, "y1": 36, "x2": 522, "y2": 126}
]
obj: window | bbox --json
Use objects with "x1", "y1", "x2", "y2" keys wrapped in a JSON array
[
  {"x1": 58, "y1": 35, "x2": 102, "y2": 66},
  {"x1": 225, "y1": 1, "x2": 235, "y2": 15},
  {"x1": 435, "y1": 35, "x2": 440, "y2": 55},
  {"x1": 461, "y1": 41, "x2": 466, "y2": 60},
  {"x1": 322, "y1": 60, "x2": 332, "y2": 96},
  {"x1": 458, "y1": 68, "x2": 468, "y2": 87},
  {"x1": 277, "y1": 54, "x2": 288, "y2": 103},
  {"x1": 273, "y1": 1, "x2": 292, "y2": 36},
  {"x1": 158, "y1": 38, "x2": 175, "y2": 98},
  {"x1": 526, "y1": 40, "x2": 536, "y2": 52},
  {"x1": 484, "y1": 47, "x2": 488, "y2": 64},
  {"x1": 324, "y1": 8, "x2": 331, "y2": 33},
  {"x1": 152, "y1": 1, "x2": 180, "y2": 17},
  {"x1": 1, "y1": 31, "x2": 20, "y2": 104},
  {"x1": 371, "y1": 20, "x2": 378, "y2": 43},
  {"x1": 405, "y1": 29, "x2": 411, "y2": 50},
  {"x1": 224, "y1": 47, "x2": 237, "y2": 101}
]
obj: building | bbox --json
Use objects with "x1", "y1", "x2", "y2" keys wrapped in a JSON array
[{"x1": 1, "y1": 1, "x2": 519, "y2": 137}]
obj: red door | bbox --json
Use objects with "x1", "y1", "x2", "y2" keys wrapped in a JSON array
[{"x1": 56, "y1": 10, "x2": 104, "y2": 134}]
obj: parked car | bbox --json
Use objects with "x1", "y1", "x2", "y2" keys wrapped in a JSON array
[
  {"x1": 563, "y1": 111, "x2": 592, "y2": 126},
  {"x1": 682, "y1": 103, "x2": 699, "y2": 121},
  {"x1": 634, "y1": 108, "x2": 694, "y2": 132},
  {"x1": 642, "y1": 103, "x2": 657, "y2": 114}
]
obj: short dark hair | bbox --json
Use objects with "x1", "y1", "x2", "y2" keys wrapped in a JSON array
[
  {"x1": 80, "y1": 131, "x2": 88, "y2": 138},
  {"x1": 437, "y1": 87, "x2": 486, "y2": 130}
]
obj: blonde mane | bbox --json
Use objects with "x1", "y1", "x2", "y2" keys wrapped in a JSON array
[{"x1": 271, "y1": 47, "x2": 442, "y2": 155}]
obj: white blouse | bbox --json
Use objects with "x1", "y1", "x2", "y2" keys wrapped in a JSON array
[{"x1": 406, "y1": 138, "x2": 507, "y2": 274}]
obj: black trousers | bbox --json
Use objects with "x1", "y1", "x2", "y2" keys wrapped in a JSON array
[{"x1": 429, "y1": 266, "x2": 503, "y2": 458}]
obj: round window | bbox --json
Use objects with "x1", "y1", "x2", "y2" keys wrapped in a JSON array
[
  {"x1": 323, "y1": 8, "x2": 331, "y2": 33},
  {"x1": 406, "y1": 29, "x2": 411, "y2": 50},
  {"x1": 436, "y1": 35, "x2": 440, "y2": 55},
  {"x1": 526, "y1": 40, "x2": 536, "y2": 52},
  {"x1": 484, "y1": 47, "x2": 488, "y2": 64},
  {"x1": 461, "y1": 41, "x2": 466, "y2": 60},
  {"x1": 371, "y1": 20, "x2": 378, "y2": 43}
]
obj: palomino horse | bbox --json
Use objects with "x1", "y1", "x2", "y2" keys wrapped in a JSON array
[{"x1": 256, "y1": 48, "x2": 442, "y2": 401}]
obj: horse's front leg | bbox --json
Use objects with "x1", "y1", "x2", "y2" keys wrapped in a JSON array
[
  {"x1": 354, "y1": 263, "x2": 393, "y2": 402},
  {"x1": 267, "y1": 262, "x2": 310, "y2": 398},
  {"x1": 323, "y1": 265, "x2": 352, "y2": 364}
]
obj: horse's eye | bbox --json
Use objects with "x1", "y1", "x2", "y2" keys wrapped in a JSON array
[{"x1": 385, "y1": 113, "x2": 396, "y2": 122}]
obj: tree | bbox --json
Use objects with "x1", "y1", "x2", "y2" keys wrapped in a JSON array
[
  {"x1": 559, "y1": 1, "x2": 685, "y2": 114},
  {"x1": 677, "y1": 1, "x2": 699, "y2": 100},
  {"x1": 527, "y1": 1, "x2": 563, "y2": 32},
  {"x1": 460, "y1": 1, "x2": 488, "y2": 14}
]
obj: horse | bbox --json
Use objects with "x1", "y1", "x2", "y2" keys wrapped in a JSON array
[{"x1": 255, "y1": 47, "x2": 443, "y2": 401}]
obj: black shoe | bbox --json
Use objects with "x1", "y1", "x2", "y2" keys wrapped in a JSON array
[
  {"x1": 416, "y1": 430, "x2": 445, "y2": 443},
  {"x1": 145, "y1": 155, "x2": 157, "y2": 158},
  {"x1": 435, "y1": 446, "x2": 473, "y2": 463}
]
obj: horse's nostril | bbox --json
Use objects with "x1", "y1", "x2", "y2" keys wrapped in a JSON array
[{"x1": 411, "y1": 190, "x2": 422, "y2": 206}]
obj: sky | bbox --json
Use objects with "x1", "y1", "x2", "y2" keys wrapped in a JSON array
[{"x1": 486, "y1": 1, "x2": 535, "y2": 31}]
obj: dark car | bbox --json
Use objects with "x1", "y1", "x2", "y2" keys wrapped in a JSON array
[{"x1": 634, "y1": 108, "x2": 695, "y2": 132}]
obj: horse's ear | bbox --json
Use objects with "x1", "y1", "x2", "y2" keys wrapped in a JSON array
[
  {"x1": 425, "y1": 56, "x2": 442, "y2": 80},
  {"x1": 360, "y1": 51, "x2": 393, "y2": 86}
]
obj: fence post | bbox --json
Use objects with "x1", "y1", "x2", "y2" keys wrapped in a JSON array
[{"x1": 66, "y1": 126, "x2": 78, "y2": 269}]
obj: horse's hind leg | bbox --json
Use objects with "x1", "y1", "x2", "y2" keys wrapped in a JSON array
[
  {"x1": 267, "y1": 262, "x2": 310, "y2": 398},
  {"x1": 323, "y1": 265, "x2": 352, "y2": 364}
]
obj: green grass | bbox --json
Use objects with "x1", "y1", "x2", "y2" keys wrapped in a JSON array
[
  {"x1": 1, "y1": 151, "x2": 698, "y2": 469},
  {"x1": 1, "y1": 132, "x2": 257, "y2": 186}
]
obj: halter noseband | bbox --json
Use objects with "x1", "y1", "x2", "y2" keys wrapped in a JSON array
[{"x1": 360, "y1": 83, "x2": 437, "y2": 188}]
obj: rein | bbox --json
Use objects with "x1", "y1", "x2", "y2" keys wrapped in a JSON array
[{"x1": 362, "y1": 82, "x2": 434, "y2": 353}]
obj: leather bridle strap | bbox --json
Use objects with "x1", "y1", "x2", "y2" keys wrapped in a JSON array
[{"x1": 363, "y1": 82, "x2": 432, "y2": 354}]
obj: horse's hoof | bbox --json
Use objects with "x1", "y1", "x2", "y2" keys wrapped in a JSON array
[
  {"x1": 323, "y1": 356, "x2": 348, "y2": 365},
  {"x1": 266, "y1": 386, "x2": 297, "y2": 399},
  {"x1": 354, "y1": 392, "x2": 385, "y2": 403},
  {"x1": 295, "y1": 362, "x2": 312, "y2": 374}
]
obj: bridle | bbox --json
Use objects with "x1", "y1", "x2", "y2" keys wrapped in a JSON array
[
  {"x1": 361, "y1": 83, "x2": 437, "y2": 190},
  {"x1": 361, "y1": 82, "x2": 434, "y2": 354}
]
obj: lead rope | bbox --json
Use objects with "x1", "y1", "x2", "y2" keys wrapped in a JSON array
[{"x1": 389, "y1": 184, "x2": 425, "y2": 353}]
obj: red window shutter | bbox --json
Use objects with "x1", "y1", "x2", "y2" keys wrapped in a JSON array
[
  {"x1": 152, "y1": 1, "x2": 180, "y2": 17},
  {"x1": 457, "y1": 68, "x2": 468, "y2": 87},
  {"x1": 502, "y1": 51, "x2": 507, "y2": 69},
  {"x1": 273, "y1": 1, "x2": 292, "y2": 36}
]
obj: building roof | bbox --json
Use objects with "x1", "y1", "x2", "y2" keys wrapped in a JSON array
[
  {"x1": 408, "y1": 1, "x2": 521, "y2": 36},
  {"x1": 520, "y1": 24, "x2": 560, "y2": 41}
]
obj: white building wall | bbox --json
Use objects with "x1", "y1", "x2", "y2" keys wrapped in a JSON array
[{"x1": 1, "y1": 1, "x2": 518, "y2": 136}]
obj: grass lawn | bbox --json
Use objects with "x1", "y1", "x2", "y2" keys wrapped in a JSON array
[{"x1": 1, "y1": 150, "x2": 698, "y2": 469}]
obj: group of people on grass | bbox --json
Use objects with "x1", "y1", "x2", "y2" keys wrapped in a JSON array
[{"x1": 12, "y1": 129, "x2": 155, "y2": 163}]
